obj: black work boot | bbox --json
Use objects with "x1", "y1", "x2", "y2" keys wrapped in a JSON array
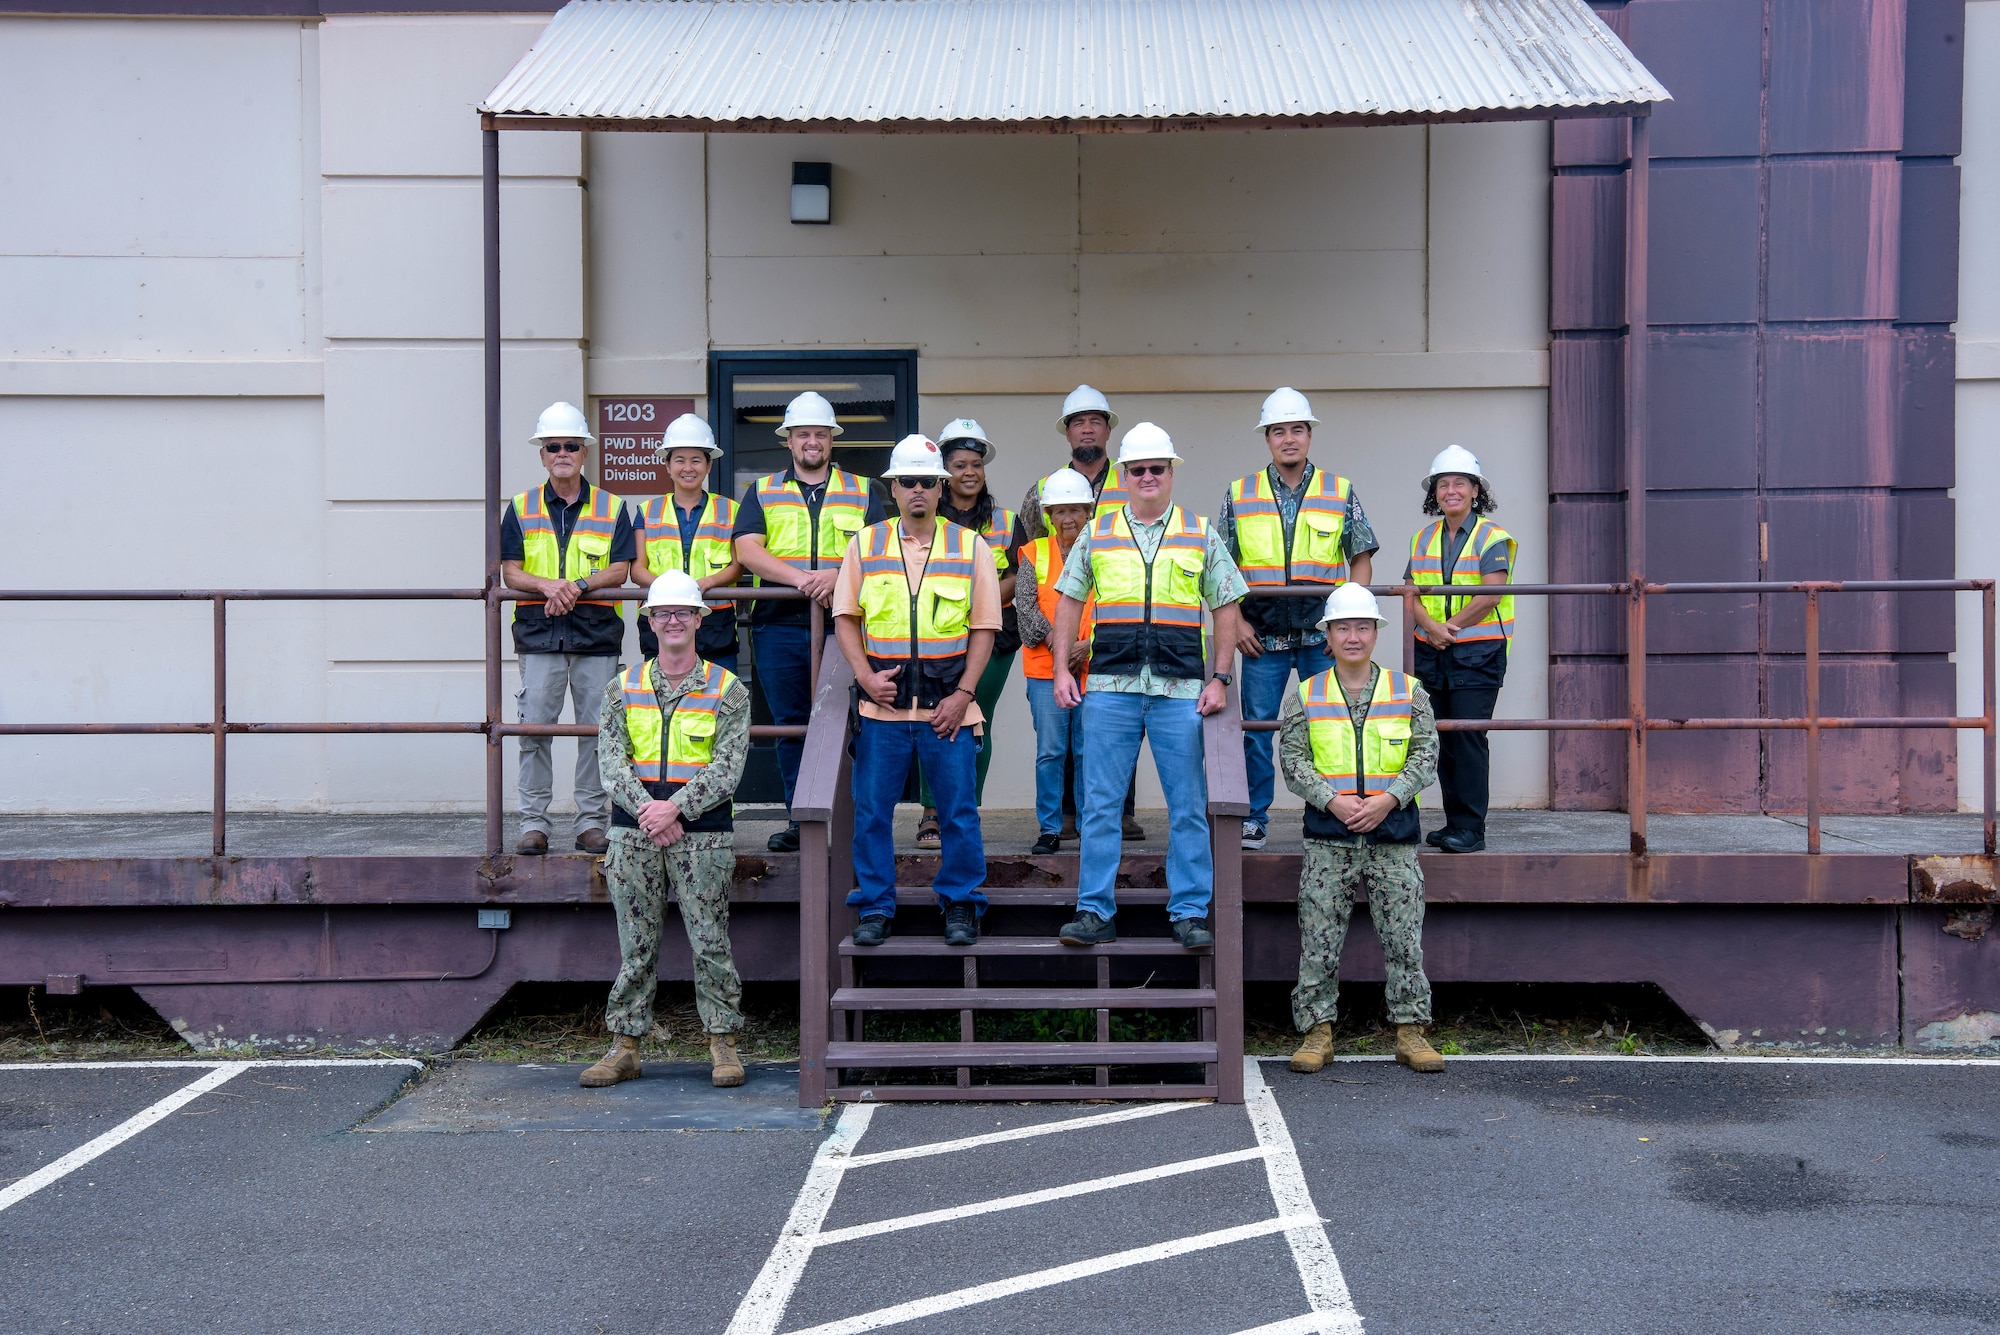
[
  {"x1": 852, "y1": 915, "x2": 892, "y2": 947},
  {"x1": 1171, "y1": 915, "x2": 1215, "y2": 949},
  {"x1": 942, "y1": 903, "x2": 979, "y2": 947},
  {"x1": 1059, "y1": 910, "x2": 1116, "y2": 946},
  {"x1": 1030, "y1": 832, "x2": 1062, "y2": 856},
  {"x1": 767, "y1": 822, "x2": 801, "y2": 853}
]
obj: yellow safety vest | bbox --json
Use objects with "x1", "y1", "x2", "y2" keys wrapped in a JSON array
[
  {"x1": 617, "y1": 658, "x2": 738, "y2": 832},
  {"x1": 1228, "y1": 468, "x2": 1353, "y2": 586},
  {"x1": 641, "y1": 492, "x2": 738, "y2": 609},
  {"x1": 1022, "y1": 535, "x2": 1093, "y2": 681},
  {"x1": 972, "y1": 506, "x2": 1017, "y2": 575},
  {"x1": 1302, "y1": 668, "x2": 1417, "y2": 798},
  {"x1": 1408, "y1": 516, "x2": 1517, "y2": 644},
  {"x1": 1087, "y1": 504, "x2": 1209, "y2": 679},
  {"x1": 1036, "y1": 464, "x2": 1130, "y2": 535},
  {"x1": 856, "y1": 521, "x2": 978, "y2": 664},
  {"x1": 751, "y1": 468, "x2": 871, "y2": 577},
  {"x1": 511, "y1": 484, "x2": 625, "y2": 622}
]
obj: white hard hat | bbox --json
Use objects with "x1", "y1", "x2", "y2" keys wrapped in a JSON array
[
  {"x1": 1423, "y1": 444, "x2": 1486, "y2": 490},
  {"x1": 530, "y1": 401, "x2": 594, "y2": 444},
  {"x1": 1039, "y1": 467, "x2": 1096, "y2": 509},
  {"x1": 882, "y1": 434, "x2": 950, "y2": 479},
  {"x1": 936, "y1": 418, "x2": 997, "y2": 463},
  {"x1": 778, "y1": 391, "x2": 843, "y2": 437},
  {"x1": 1259, "y1": 387, "x2": 1319, "y2": 430},
  {"x1": 1058, "y1": 384, "x2": 1119, "y2": 433},
  {"x1": 658, "y1": 413, "x2": 721, "y2": 460},
  {"x1": 1317, "y1": 583, "x2": 1387, "y2": 628},
  {"x1": 1116, "y1": 421, "x2": 1181, "y2": 465},
  {"x1": 641, "y1": 570, "x2": 707, "y2": 615}
]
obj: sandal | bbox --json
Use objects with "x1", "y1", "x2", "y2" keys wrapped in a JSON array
[{"x1": 916, "y1": 812, "x2": 942, "y2": 847}]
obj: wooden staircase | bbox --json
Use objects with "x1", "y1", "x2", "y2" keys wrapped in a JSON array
[{"x1": 793, "y1": 652, "x2": 1247, "y2": 1105}]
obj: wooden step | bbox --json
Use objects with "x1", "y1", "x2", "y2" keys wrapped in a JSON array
[
  {"x1": 838, "y1": 935, "x2": 1208, "y2": 957},
  {"x1": 891, "y1": 886, "x2": 1170, "y2": 906},
  {"x1": 824, "y1": 1040, "x2": 1217, "y2": 1068},
  {"x1": 829, "y1": 1083, "x2": 1219, "y2": 1102},
  {"x1": 830, "y1": 986, "x2": 1217, "y2": 1011}
]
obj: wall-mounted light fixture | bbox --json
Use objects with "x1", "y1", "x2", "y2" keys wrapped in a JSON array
[{"x1": 791, "y1": 161, "x2": 832, "y2": 225}]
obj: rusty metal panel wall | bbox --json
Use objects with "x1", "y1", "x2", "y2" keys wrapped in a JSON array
[{"x1": 1549, "y1": 0, "x2": 1965, "y2": 812}]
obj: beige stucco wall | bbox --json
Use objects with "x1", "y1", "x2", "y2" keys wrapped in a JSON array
[{"x1": 1, "y1": 11, "x2": 1553, "y2": 813}]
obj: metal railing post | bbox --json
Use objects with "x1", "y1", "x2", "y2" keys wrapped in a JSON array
[
  {"x1": 1805, "y1": 587, "x2": 1821, "y2": 854},
  {"x1": 482, "y1": 119, "x2": 505, "y2": 857},
  {"x1": 212, "y1": 595, "x2": 227, "y2": 857},
  {"x1": 1985, "y1": 582, "x2": 1996, "y2": 856},
  {"x1": 1625, "y1": 113, "x2": 1650, "y2": 860}
]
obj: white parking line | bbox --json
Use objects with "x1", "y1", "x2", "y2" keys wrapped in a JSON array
[
  {"x1": 814, "y1": 1146, "x2": 1272, "y2": 1245},
  {"x1": 1244, "y1": 1058, "x2": 1366, "y2": 1334},
  {"x1": 0, "y1": 1059, "x2": 423, "y2": 1071},
  {"x1": 840, "y1": 1100, "x2": 1202, "y2": 1167},
  {"x1": 782, "y1": 1215, "x2": 1324, "y2": 1335},
  {"x1": 725, "y1": 1103, "x2": 877, "y2": 1335},
  {"x1": 0, "y1": 1062, "x2": 249, "y2": 1214},
  {"x1": 1257, "y1": 1053, "x2": 2000, "y2": 1067},
  {"x1": 727, "y1": 1066, "x2": 1366, "y2": 1334}
]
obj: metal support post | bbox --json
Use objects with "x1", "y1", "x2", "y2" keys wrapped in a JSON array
[
  {"x1": 482, "y1": 120, "x2": 505, "y2": 857},
  {"x1": 212, "y1": 595, "x2": 227, "y2": 857},
  {"x1": 1625, "y1": 114, "x2": 1651, "y2": 859},
  {"x1": 1986, "y1": 583, "x2": 1996, "y2": 856},
  {"x1": 1805, "y1": 588, "x2": 1821, "y2": 854}
]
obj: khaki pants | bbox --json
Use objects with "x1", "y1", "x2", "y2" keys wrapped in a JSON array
[{"x1": 516, "y1": 651, "x2": 619, "y2": 836}]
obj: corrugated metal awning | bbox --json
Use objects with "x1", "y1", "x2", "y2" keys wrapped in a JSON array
[{"x1": 481, "y1": 0, "x2": 1669, "y2": 132}]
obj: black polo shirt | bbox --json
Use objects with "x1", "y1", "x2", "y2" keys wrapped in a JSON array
[
  {"x1": 731, "y1": 468, "x2": 889, "y2": 627},
  {"x1": 500, "y1": 480, "x2": 637, "y2": 656}
]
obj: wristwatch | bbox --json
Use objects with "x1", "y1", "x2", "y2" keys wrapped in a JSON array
[
  {"x1": 573, "y1": 578, "x2": 590, "y2": 594},
  {"x1": 1210, "y1": 671, "x2": 1233, "y2": 686}
]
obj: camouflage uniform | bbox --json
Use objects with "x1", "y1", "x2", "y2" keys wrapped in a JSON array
[
  {"x1": 597, "y1": 660, "x2": 751, "y2": 1036},
  {"x1": 1278, "y1": 667, "x2": 1440, "y2": 1031}
]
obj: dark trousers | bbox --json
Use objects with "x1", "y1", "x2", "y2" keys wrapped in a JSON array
[
  {"x1": 751, "y1": 623, "x2": 816, "y2": 813},
  {"x1": 1414, "y1": 640, "x2": 1507, "y2": 838},
  {"x1": 848, "y1": 719, "x2": 987, "y2": 918}
]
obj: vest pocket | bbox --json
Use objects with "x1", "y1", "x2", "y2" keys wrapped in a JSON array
[
  {"x1": 1164, "y1": 549, "x2": 1206, "y2": 605},
  {"x1": 1298, "y1": 509, "x2": 1344, "y2": 565},
  {"x1": 928, "y1": 581, "x2": 971, "y2": 635},
  {"x1": 574, "y1": 532, "x2": 612, "y2": 575}
]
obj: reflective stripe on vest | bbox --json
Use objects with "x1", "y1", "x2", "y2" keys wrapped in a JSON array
[
  {"x1": 855, "y1": 521, "x2": 977, "y2": 661},
  {"x1": 1301, "y1": 668, "x2": 1418, "y2": 799},
  {"x1": 1228, "y1": 469, "x2": 1352, "y2": 586},
  {"x1": 1037, "y1": 464, "x2": 1130, "y2": 535},
  {"x1": 512, "y1": 484, "x2": 625, "y2": 621},
  {"x1": 621, "y1": 659, "x2": 738, "y2": 785},
  {"x1": 976, "y1": 507, "x2": 1016, "y2": 574},
  {"x1": 752, "y1": 468, "x2": 870, "y2": 577},
  {"x1": 641, "y1": 492, "x2": 737, "y2": 610},
  {"x1": 1088, "y1": 505, "x2": 1208, "y2": 629},
  {"x1": 1408, "y1": 517, "x2": 1517, "y2": 643},
  {"x1": 1022, "y1": 535, "x2": 1093, "y2": 680}
]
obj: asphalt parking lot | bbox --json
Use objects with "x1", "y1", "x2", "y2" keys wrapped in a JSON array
[{"x1": 3, "y1": 1056, "x2": 1997, "y2": 1334}]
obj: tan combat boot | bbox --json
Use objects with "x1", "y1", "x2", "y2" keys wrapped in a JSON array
[
  {"x1": 1395, "y1": 1024, "x2": 1444, "y2": 1073},
  {"x1": 1290, "y1": 1022, "x2": 1336, "y2": 1074},
  {"x1": 578, "y1": 1034, "x2": 642, "y2": 1087},
  {"x1": 710, "y1": 1034, "x2": 746, "y2": 1088}
]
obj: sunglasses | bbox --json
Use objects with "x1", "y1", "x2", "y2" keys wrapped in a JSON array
[
  {"x1": 893, "y1": 476, "x2": 942, "y2": 490},
  {"x1": 648, "y1": 607, "x2": 700, "y2": 624},
  {"x1": 541, "y1": 441, "x2": 586, "y2": 454},
  {"x1": 1124, "y1": 462, "x2": 1171, "y2": 478}
]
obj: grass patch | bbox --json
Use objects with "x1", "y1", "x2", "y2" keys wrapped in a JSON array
[
  {"x1": 0, "y1": 986, "x2": 194, "y2": 1062},
  {"x1": 450, "y1": 981, "x2": 803, "y2": 1065},
  {"x1": 1244, "y1": 981, "x2": 1715, "y2": 1059}
]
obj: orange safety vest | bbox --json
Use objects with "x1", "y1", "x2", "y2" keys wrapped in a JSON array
[{"x1": 1021, "y1": 535, "x2": 1095, "y2": 681}]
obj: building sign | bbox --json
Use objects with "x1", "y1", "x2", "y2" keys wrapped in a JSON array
[{"x1": 595, "y1": 397, "x2": 695, "y2": 495}]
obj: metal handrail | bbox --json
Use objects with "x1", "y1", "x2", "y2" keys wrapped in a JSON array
[
  {"x1": 1238, "y1": 578, "x2": 1998, "y2": 856},
  {"x1": 2, "y1": 577, "x2": 1992, "y2": 858},
  {"x1": 0, "y1": 584, "x2": 819, "y2": 856}
]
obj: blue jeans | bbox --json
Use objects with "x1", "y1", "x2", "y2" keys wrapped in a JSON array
[
  {"x1": 1241, "y1": 642, "x2": 1336, "y2": 825},
  {"x1": 848, "y1": 718, "x2": 988, "y2": 918},
  {"x1": 751, "y1": 624, "x2": 816, "y2": 813},
  {"x1": 1025, "y1": 676, "x2": 1082, "y2": 836},
  {"x1": 1076, "y1": 691, "x2": 1211, "y2": 922}
]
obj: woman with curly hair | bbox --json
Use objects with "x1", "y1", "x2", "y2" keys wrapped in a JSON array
[{"x1": 1404, "y1": 446, "x2": 1516, "y2": 853}]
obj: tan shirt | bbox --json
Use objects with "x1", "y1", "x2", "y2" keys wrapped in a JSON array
[{"x1": 833, "y1": 519, "x2": 1003, "y2": 723}]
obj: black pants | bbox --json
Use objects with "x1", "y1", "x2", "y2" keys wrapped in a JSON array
[{"x1": 1414, "y1": 640, "x2": 1507, "y2": 837}]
